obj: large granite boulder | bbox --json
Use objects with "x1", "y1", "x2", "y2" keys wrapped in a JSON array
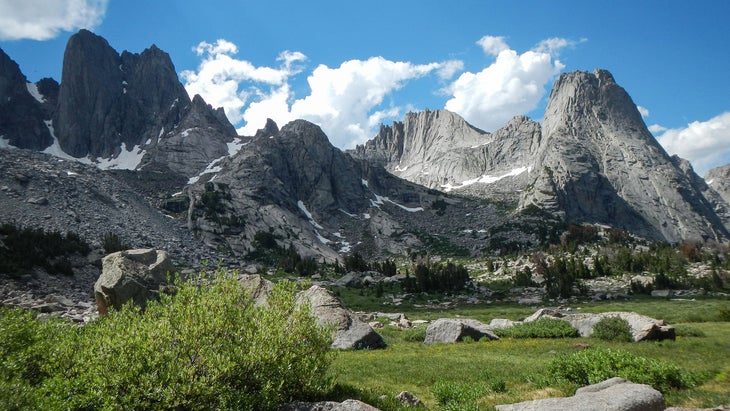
[
  {"x1": 424, "y1": 318, "x2": 500, "y2": 344},
  {"x1": 522, "y1": 309, "x2": 675, "y2": 342},
  {"x1": 279, "y1": 399, "x2": 380, "y2": 411},
  {"x1": 297, "y1": 285, "x2": 385, "y2": 350},
  {"x1": 496, "y1": 377, "x2": 664, "y2": 411},
  {"x1": 94, "y1": 249, "x2": 174, "y2": 315},
  {"x1": 237, "y1": 274, "x2": 274, "y2": 306}
]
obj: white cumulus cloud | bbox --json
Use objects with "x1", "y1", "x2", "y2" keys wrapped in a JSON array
[
  {"x1": 181, "y1": 41, "x2": 306, "y2": 125},
  {"x1": 655, "y1": 112, "x2": 730, "y2": 175},
  {"x1": 183, "y1": 38, "x2": 462, "y2": 149},
  {"x1": 477, "y1": 35, "x2": 509, "y2": 56},
  {"x1": 444, "y1": 36, "x2": 566, "y2": 132},
  {"x1": 0, "y1": 0, "x2": 108, "y2": 41},
  {"x1": 286, "y1": 57, "x2": 449, "y2": 148},
  {"x1": 637, "y1": 105, "x2": 650, "y2": 117},
  {"x1": 648, "y1": 124, "x2": 667, "y2": 134}
]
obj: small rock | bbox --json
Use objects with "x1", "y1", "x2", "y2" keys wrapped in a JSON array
[{"x1": 396, "y1": 391, "x2": 422, "y2": 407}]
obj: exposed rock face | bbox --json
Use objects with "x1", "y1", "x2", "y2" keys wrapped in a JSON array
[
  {"x1": 351, "y1": 110, "x2": 540, "y2": 200},
  {"x1": 0, "y1": 48, "x2": 53, "y2": 150},
  {"x1": 94, "y1": 249, "x2": 175, "y2": 315},
  {"x1": 352, "y1": 70, "x2": 729, "y2": 243},
  {"x1": 186, "y1": 119, "x2": 429, "y2": 260},
  {"x1": 50, "y1": 29, "x2": 235, "y2": 177},
  {"x1": 496, "y1": 377, "x2": 664, "y2": 411},
  {"x1": 521, "y1": 69, "x2": 728, "y2": 242},
  {"x1": 298, "y1": 285, "x2": 385, "y2": 350},
  {"x1": 704, "y1": 165, "x2": 730, "y2": 228},
  {"x1": 424, "y1": 318, "x2": 500, "y2": 344}
]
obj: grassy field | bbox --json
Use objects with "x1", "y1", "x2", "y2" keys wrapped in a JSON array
[{"x1": 327, "y1": 297, "x2": 730, "y2": 410}]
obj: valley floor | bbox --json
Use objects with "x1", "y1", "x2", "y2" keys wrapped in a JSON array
[{"x1": 329, "y1": 298, "x2": 730, "y2": 410}]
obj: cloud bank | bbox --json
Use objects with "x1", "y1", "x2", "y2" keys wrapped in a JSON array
[
  {"x1": 655, "y1": 112, "x2": 730, "y2": 176},
  {"x1": 183, "y1": 35, "x2": 573, "y2": 148},
  {"x1": 0, "y1": 0, "x2": 108, "y2": 41}
]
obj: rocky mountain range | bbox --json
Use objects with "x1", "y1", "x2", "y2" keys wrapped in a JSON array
[{"x1": 2, "y1": 30, "x2": 730, "y2": 266}]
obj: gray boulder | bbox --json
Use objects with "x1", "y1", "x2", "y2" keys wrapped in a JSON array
[
  {"x1": 279, "y1": 399, "x2": 380, "y2": 411},
  {"x1": 237, "y1": 274, "x2": 274, "y2": 306},
  {"x1": 94, "y1": 249, "x2": 174, "y2": 315},
  {"x1": 298, "y1": 285, "x2": 385, "y2": 350},
  {"x1": 424, "y1": 318, "x2": 500, "y2": 344},
  {"x1": 521, "y1": 309, "x2": 675, "y2": 342},
  {"x1": 496, "y1": 377, "x2": 664, "y2": 411}
]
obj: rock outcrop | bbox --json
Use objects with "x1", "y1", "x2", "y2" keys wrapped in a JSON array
[
  {"x1": 521, "y1": 69, "x2": 728, "y2": 243},
  {"x1": 94, "y1": 249, "x2": 175, "y2": 315},
  {"x1": 496, "y1": 377, "x2": 665, "y2": 411},
  {"x1": 298, "y1": 285, "x2": 385, "y2": 350},
  {"x1": 185, "y1": 119, "x2": 429, "y2": 260},
  {"x1": 0, "y1": 29, "x2": 237, "y2": 179},
  {"x1": 351, "y1": 110, "x2": 540, "y2": 200},
  {"x1": 0, "y1": 48, "x2": 53, "y2": 150},
  {"x1": 424, "y1": 318, "x2": 500, "y2": 344},
  {"x1": 353, "y1": 70, "x2": 730, "y2": 244}
]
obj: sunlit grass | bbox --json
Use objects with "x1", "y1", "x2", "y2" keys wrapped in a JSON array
[{"x1": 328, "y1": 299, "x2": 730, "y2": 410}]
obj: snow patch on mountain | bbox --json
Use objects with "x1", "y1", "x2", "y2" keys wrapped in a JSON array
[
  {"x1": 442, "y1": 166, "x2": 532, "y2": 192},
  {"x1": 26, "y1": 82, "x2": 45, "y2": 103}
]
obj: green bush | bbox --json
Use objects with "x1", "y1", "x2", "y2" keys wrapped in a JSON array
[
  {"x1": 102, "y1": 231, "x2": 130, "y2": 254},
  {"x1": 0, "y1": 269, "x2": 333, "y2": 410},
  {"x1": 431, "y1": 380, "x2": 484, "y2": 410},
  {"x1": 494, "y1": 318, "x2": 579, "y2": 339},
  {"x1": 402, "y1": 326, "x2": 427, "y2": 342},
  {"x1": 547, "y1": 348, "x2": 697, "y2": 392},
  {"x1": 591, "y1": 316, "x2": 633, "y2": 342}
]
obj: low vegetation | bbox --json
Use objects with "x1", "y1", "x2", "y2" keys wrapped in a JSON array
[
  {"x1": 591, "y1": 316, "x2": 633, "y2": 342},
  {"x1": 0, "y1": 223, "x2": 89, "y2": 276},
  {"x1": 494, "y1": 318, "x2": 579, "y2": 339},
  {"x1": 0, "y1": 269, "x2": 333, "y2": 410}
]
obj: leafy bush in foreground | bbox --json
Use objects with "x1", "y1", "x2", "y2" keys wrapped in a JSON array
[
  {"x1": 494, "y1": 318, "x2": 579, "y2": 339},
  {"x1": 591, "y1": 316, "x2": 633, "y2": 342},
  {"x1": 547, "y1": 348, "x2": 697, "y2": 392},
  {"x1": 0, "y1": 270, "x2": 333, "y2": 410}
]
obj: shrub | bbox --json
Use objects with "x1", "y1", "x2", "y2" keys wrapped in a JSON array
[
  {"x1": 402, "y1": 326, "x2": 427, "y2": 343},
  {"x1": 591, "y1": 316, "x2": 633, "y2": 342},
  {"x1": 431, "y1": 380, "x2": 484, "y2": 410},
  {"x1": 494, "y1": 318, "x2": 579, "y2": 339},
  {"x1": 0, "y1": 269, "x2": 334, "y2": 410},
  {"x1": 102, "y1": 231, "x2": 130, "y2": 254},
  {"x1": 547, "y1": 348, "x2": 697, "y2": 392}
]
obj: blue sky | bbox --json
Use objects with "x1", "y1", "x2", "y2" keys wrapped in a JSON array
[{"x1": 1, "y1": 0, "x2": 729, "y2": 174}]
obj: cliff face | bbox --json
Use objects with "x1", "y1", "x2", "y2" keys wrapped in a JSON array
[
  {"x1": 350, "y1": 110, "x2": 541, "y2": 200},
  {"x1": 353, "y1": 70, "x2": 729, "y2": 243},
  {"x1": 0, "y1": 29, "x2": 236, "y2": 178},
  {"x1": 0, "y1": 48, "x2": 54, "y2": 150},
  {"x1": 520, "y1": 70, "x2": 727, "y2": 242}
]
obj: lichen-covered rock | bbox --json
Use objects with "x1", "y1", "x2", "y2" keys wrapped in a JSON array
[
  {"x1": 496, "y1": 377, "x2": 664, "y2": 411},
  {"x1": 297, "y1": 285, "x2": 385, "y2": 350},
  {"x1": 94, "y1": 249, "x2": 174, "y2": 315},
  {"x1": 424, "y1": 318, "x2": 500, "y2": 344}
]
